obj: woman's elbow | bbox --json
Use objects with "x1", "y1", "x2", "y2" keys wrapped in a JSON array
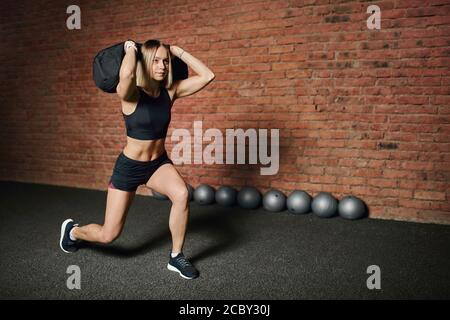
[
  {"x1": 205, "y1": 72, "x2": 215, "y2": 83},
  {"x1": 119, "y1": 69, "x2": 135, "y2": 80}
]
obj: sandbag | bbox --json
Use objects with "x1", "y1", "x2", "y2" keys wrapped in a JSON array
[{"x1": 93, "y1": 40, "x2": 188, "y2": 93}]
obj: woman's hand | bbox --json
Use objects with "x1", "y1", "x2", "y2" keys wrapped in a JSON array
[{"x1": 124, "y1": 40, "x2": 137, "y2": 53}]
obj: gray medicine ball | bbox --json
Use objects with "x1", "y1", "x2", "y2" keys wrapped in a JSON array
[
  {"x1": 237, "y1": 186, "x2": 262, "y2": 209},
  {"x1": 263, "y1": 189, "x2": 286, "y2": 212},
  {"x1": 311, "y1": 192, "x2": 338, "y2": 218},
  {"x1": 338, "y1": 196, "x2": 367, "y2": 220},
  {"x1": 286, "y1": 190, "x2": 312, "y2": 214},
  {"x1": 193, "y1": 184, "x2": 215, "y2": 205},
  {"x1": 215, "y1": 186, "x2": 237, "y2": 207}
]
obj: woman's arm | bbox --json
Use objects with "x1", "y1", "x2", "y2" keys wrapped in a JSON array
[
  {"x1": 170, "y1": 45, "x2": 215, "y2": 99},
  {"x1": 117, "y1": 41, "x2": 138, "y2": 101}
]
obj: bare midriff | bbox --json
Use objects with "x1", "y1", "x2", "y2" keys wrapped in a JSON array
[{"x1": 122, "y1": 136, "x2": 166, "y2": 161}]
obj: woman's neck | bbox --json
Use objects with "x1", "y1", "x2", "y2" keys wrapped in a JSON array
[{"x1": 142, "y1": 81, "x2": 161, "y2": 97}]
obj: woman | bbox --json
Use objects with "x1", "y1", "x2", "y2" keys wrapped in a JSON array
[{"x1": 59, "y1": 39, "x2": 215, "y2": 280}]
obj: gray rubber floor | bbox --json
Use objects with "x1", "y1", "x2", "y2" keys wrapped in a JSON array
[{"x1": 0, "y1": 181, "x2": 449, "y2": 300}]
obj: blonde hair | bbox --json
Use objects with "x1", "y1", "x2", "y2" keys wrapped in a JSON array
[{"x1": 136, "y1": 39, "x2": 173, "y2": 89}]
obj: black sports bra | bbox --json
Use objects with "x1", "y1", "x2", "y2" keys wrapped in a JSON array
[{"x1": 122, "y1": 87, "x2": 172, "y2": 140}]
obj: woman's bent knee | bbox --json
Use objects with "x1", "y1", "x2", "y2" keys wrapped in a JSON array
[
  {"x1": 170, "y1": 186, "x2": 189, "y2": 205},
  {"x1": 99, "y1": 229, "x2": 120, "y2": 244}
]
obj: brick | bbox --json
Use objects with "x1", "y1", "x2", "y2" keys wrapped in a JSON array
[
  {"x1": 399, "y1": 199, "x2": 442, "y2": 210},
  {"x1": 338, "y1": 177, "x2": 366, "y2": 186},
  {"x1": 367, "y1": 178, "x2": 398, "y2": 188},
  {"x1": 379, "y1": 188, "x2": 413, "y2": 199},
  {"x1": 414, "y1": 190, "x2": 447, "y2": 201},
  {"x1": 416, "y1": 211, "x2": 450, "y2": 225}
]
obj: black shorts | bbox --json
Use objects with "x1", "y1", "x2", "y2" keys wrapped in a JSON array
[{"x1": 108, "y1": 151, "x2": 173, "y2": 192}]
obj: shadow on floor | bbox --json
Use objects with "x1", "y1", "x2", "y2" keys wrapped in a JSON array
[{"x1": 78, "y1": 204, "x2": 245, "y2": 263}]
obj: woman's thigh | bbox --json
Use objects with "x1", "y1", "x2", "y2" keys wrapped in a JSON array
[
  {"x1": 145, "y1": 164, "x2": 187, "y2": 201},
  {"x1": 103, "y1": 186, "x2": 136, "y2": 236}
]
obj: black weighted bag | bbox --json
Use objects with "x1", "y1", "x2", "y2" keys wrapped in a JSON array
[
  {"x1": 93, "y1": 41, "x2": 128, "y2": 93},
  {"x1": 93, "y1": 40, "x2": 188, "y2": 93}
]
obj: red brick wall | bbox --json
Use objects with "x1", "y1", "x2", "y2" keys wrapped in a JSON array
[{"x1": 0, "y1": 0, "x2": 449, "y2": 224}]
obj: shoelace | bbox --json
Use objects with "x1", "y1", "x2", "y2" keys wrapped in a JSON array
[{"x1": 175, "y1": 256, "x2": 192, "y2": 268}]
